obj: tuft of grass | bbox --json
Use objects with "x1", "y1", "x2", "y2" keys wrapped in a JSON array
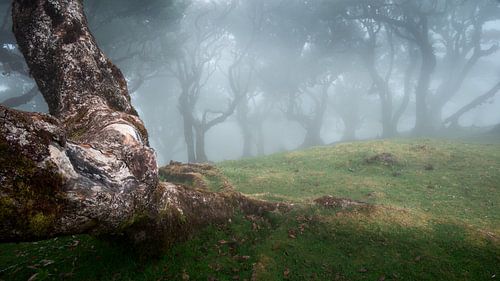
[{"x1": 1, "y1": 139, "x2": 499, "y2": 280}]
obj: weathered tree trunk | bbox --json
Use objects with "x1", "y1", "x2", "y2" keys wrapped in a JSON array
[
  {"x1": 429, "y1": 16, "x2": 499, "y2": 130},
  {"x1": 367, "y1": 67, "x2": 395, "y2": 138},
  {"x1": 194, "y1": 125, "x2": 208, "y2": 163},
  {"x1": 0, "y1": 0, "x2": 279, "y2": 250},
  {"x1": 361, "y1": 36, "x2": 395, "y2": 138},
  {"x1": 413, "y1": 18, "x2": 436, "y2": 136},
  {"x1": 413, "y1": 47, "x2": 435, "y2": 136},
  {"x1": 301, "y1": 123, "x2": 323, "y2": 148},
  {"x1": 240, "y1": 124, "x2": 253, "y2": 158},
  {"x1": 391, "y1": 46, "x2": 417, "y2": 132},
  {"x1": 179, "y1": 94, "x2": 196, "y2": 163},
  {"x1": 237, "y1": 99, "x2": 253, "y2": 158}
]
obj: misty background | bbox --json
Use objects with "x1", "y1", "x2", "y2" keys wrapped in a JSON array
[{"x1": 1, "y1": 0, "x2": 499, "y2": 164}]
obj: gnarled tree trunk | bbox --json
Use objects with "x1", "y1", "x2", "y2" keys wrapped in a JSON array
[{"x1": 0, "y1": 0, "x2": 279, "y2": 252}]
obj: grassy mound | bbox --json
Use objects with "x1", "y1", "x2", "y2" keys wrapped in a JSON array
[
  {"x1": 220, "y1": 139, "x2": 499, "y2": 231},
  {"x1": 1, "y1": 139, "x2": 499, "y2": 280}
]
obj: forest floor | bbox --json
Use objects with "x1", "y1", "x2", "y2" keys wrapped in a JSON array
[{"x1": 1, "y1": 138, "x2": 499, "y2": 280}]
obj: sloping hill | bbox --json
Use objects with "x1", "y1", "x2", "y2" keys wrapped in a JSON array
[
  {"x1": 0, "y1": 139, "x2": 499, "y2": 280},
  {"x1": 220, "y1": 139, "x2": 500, "y2": 232}
]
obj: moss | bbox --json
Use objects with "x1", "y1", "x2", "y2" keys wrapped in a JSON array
[
  {"x1": 0, "y1": 198, "x2": 15, "y2": 221},
  {"x1": 28, "y1": 213, "x2": 55, "y2": 236},
  {"x1": 0, "y1": 137, "x2": 64, "y2": 239},
  {"x1": 64, "y1": 108, "x2": 89, "y2": 142},
  {"x1": 119, "y1": 212, "x2": 149, "y2": 232},
  {"x1": 68, "y1": 126, "x2": 87, "y2": 141}
]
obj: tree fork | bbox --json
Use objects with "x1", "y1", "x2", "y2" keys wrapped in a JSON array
[{"x1": 0, "y1": 0, "x2": 281, "y2": 251}]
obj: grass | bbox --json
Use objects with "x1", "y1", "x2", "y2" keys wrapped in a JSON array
[
  {"x1": 1, "y1": 138, "x2": 499, "y2": 280},
  {"x1": 220, "y1": 139, "x2": 500, "y2": 231}
]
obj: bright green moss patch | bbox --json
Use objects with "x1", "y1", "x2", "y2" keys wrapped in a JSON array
[
  {"x1": 29, "y1": 213, "x2": 55, "y2": 237},
  {"x1": 0, "y1": 197, "x2": 15, "y2": 220},
  {"x1": 0, "y1": 138, "x2": 64, "y2": 240}
]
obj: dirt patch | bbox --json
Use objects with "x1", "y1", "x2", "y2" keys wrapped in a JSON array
[
  {"x1": 314, "y1": 196, "x2": 367, "y2": 209},
  {"x1": 365, "y1": 152, "x2": 399, "y2": 166},
  {"x1": 424, "y1": 163, "x2": 434, "y2": 171}
]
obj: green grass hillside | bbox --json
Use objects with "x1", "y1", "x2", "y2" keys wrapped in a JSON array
[
  {"x1": 220, "y1": 139, "x2": 500, "y2": 232},
  {"x1": 1, "y1": 139, "x2": 499, "y2": 280}
]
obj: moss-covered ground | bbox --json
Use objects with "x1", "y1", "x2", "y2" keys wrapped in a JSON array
[{"x1": 1, "y1": 139, "x2": 499, "y2": 280}]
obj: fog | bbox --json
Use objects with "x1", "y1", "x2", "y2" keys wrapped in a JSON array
[{"x1": 1, "y1": 0, "x2": 500, "y2": 164}]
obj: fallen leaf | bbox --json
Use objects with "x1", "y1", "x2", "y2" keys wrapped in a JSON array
[
  {"x1": 283, "y1": 268, "x2": 290, "y2": 279},
  {"x1": 233, "y1": 255, "x2": 251, "y2": 262},
  {"x1": 252, "y1": 222, "x2": 258, "y2": 230},
  {"x1": 41, "y1": 259, "x2": 54, "y2": 267},
  {"x1": 27, "y1": 273, "x2": 39, "y2": 281},
  {"x1": 358, "y1": 268, "x2": 368, "y2": 273},
  {"x1": 26, "y1": 265, "x2": 39, "y2": 270}
]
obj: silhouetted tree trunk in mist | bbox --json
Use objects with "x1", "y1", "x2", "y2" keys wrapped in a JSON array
[
  {"x1": 429, "y1": 3, "x2": 500, "y2": 129},
  {"x1": 443, "y1": 81, "x2": 500, "y2": 128},
  {"x1": 302, "y1": 122, "x2": 323, "y2": 148},
  {"x1": 168, "y1": 3, "x2": 238, "y2": 163},
  {"x1": 199, "y1": 93, "x2": 245, "y2": 161},
  {"x1": 413, "y1": 39, "x2": 436, "y2": 136},
  {"x1": 337, "y1": 99, "x2": 361, "y2": 142},
  {"x1": 331, "y1": 82, "x2": 363, "y2": 142},
  {"x1": 359, "y1": 20, "x2": 397, "y2": 138},
  {"x1": 0, "y1": 0, "x2": 280, "y2": 250},
  {"x1": 178, "y1": 91, "x2": 197, "y2": 162},
  {"x1": 365, "y1": 3, "x2": 437, "y2": 136},
  {"x1": 391, "y1": 46, "x2": 418, "y2": 131},
  {"x1": 304, "y1": 84, "x2": 330, "y2": 147},
  {"x1": 194, "y1": 126, "x2": 208, "y2": 162},
  {"x1": 287, "y1": 80, "x2": 332, "y2": 148},
  {"x1": 255, "y1": 122, "x2": 265, "y2": 156},
  {"x1": 237, "y1": 99, "x2": 253, "y2": 158}
]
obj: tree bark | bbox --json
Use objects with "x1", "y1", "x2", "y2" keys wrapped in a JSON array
[
  {"x1": 180, "y1": 100, "x2": 196, "y2": 163},
  {"x1": 194, "y1": 125, "x2": 208, "y2": 163},
  {"x1": 301, "y1": 125, "x2": 323, "y2": 148},
  {"x1": 391, "y1": 47, "x2": 417, "y2": 130},
  {"x1": 0, "y1": 0, "x2": 280, "y2": 251}
]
